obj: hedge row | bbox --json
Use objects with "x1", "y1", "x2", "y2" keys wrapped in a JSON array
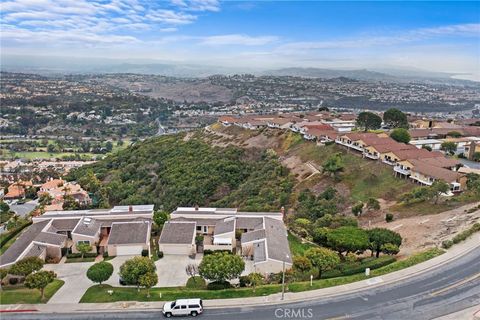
[
  {"x1": 442, "y1": 223, "x2": 480, "y2": 249},
  {"x1": 0, "y1": 221, "x2": 32, "y2": 248},
  {"x1": 322, "y1": 255, "x2": 396, "y2": 278},
  {"x1": 66, "y1": 252, "x2": 98, "y2": 258}
]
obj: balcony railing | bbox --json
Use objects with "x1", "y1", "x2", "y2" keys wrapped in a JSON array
[
  {"x1": 394, "y1": 166, "x2": 410, "y2": 175},
  {"x1": 364, "y1": 152, "x2": 379, "y2": 160}
]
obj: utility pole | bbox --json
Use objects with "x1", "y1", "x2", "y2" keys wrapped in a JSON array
[{"x1": 281, "y1": 254, "x2": 289, "y2": 300}]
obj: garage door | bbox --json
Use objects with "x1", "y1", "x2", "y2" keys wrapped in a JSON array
[{"x1": 116, "y1": 245, "x2": 143, "y2": 256}]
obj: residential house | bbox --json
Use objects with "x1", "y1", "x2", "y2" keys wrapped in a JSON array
[
  {"x1": 381, "y1": 148, "x2": 444, "y2": 166},
  {"x1": 407, "y1": 160, "x2": 466, "y2": 191},
  {"x1": 0, "y1": 205, "x2": 154, "y2": 268},
  {"x1": 159, "y1": 207, "x2": 292, "y2": 275}
]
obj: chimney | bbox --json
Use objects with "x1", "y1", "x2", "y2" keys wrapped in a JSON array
[
  {"x1": 129, "y1": 205, "x2": 133, "y2": 212},
  {"x1": 195, "y1": 204, "x2": 199, "y2": 211}
]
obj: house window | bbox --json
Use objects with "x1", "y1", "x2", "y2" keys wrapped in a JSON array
[
  {"x1": 196, "y1": 226, "x2": 202, "y2": 231},
  {"x1": 77, "y1": 240, "x2": 90, "y2": 246}
]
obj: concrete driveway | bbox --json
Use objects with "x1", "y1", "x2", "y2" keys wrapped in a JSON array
[
  {"x1": 43, "y1": 261, "x2": 95, "y2": 304},
  {"x1": 155, "y1": 254, "x2": 203, "y2": 287}
]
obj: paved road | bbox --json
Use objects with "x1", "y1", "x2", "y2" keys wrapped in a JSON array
[
  {"x1": 4, "y1": 247, "x2": 480, "y2": 320},
  {"x1": 9, "y1": 200, "x2": 38, "y2": 218}
]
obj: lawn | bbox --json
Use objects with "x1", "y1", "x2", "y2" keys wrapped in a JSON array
[
  {"x1": 0, "y1": 149, "x2": 95, "y2": 160},
  {"x1": 0, "y1": 279, "x2": 64, "y2": 304},
  {"x1": 287, "y1": 232, "x2": 318, "y2": 256},
  {"x1": 80, "y1": 248, "x2": 444, "y2": 303}
]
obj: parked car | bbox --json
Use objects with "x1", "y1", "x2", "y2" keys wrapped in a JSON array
[{"x1": 162, "y1": 298, "x2": 203, "y2": 317}]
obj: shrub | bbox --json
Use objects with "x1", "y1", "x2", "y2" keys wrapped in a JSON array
[
  {"x1": 345, "y1": 252, "x2": 357, "y2": 264},
  {"x1": 157, "y1": 251, "x2": 164, "y2": 259},
  {"x1": 103, "y1": 252, "x2": 109, "y2": 258},
  {"x1": 443, "y1": 223, "x2": 480, "y2": 249},
  {"x1": 87, "y1": 261, "x2": 114, "y2": 284},
  {"x1": 385, "y1": 213, "x2": 394, "y2": 223},
  {"x1": 239, "y1": 275, "x2": 250, "y2": 287},
  {"x1": 352, "y1": 202, "x2": 364, "y2": 216},
  {"x1": 203, "y1": 249, "x2": 231, "y2": 255},
  {"x1": 207, "y1": 280, "x2": 232, "y2": 290},
  {"x1": 67, "y1": 252, "x2": 97, "y2": 259},
  {"x1": 9, "y1": 277, "x2": 19, "y2": 285},
  {"x1": 45, "y1": 257, "x2": 61, "y2": 264},
  {"x1": 186, "y1": 276, "x2": 206, "y2": 289},
  {"x1": 141, "y1": 249, "x2": 149, "y2": 257},
  {"x1": 9, "y1": 257, "x2": 44, "y2": 276},
  {"x1": 381, "y1": 243, "x2": 400, "y2": 255},
  {"x1": 322, "y1": 256, "x2": 396, "y2": 278},
  {"x1": 441, "y1": 240, "x2": 454, "y2": 249},
  {"x1": 119, "y1": 257, "x2": 156, "y2": 287},
  {"x1": 199, "y1": 252, "x2": 245, "y2": 282}
]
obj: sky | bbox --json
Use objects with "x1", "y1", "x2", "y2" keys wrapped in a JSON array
[{"x1": 1, "y1": 0, "x2": 479, "y2": 78}]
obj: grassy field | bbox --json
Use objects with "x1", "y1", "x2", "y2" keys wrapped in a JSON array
[
  {"x1": 288, "y1": 232, "x2": 318, "y2": 256},
  {"x1": 293, "y1": 142, "x2": 413, "y2": 202},
  {"x1": 0, "y1": 149, "x2": 95, "y2": 160},
  {"x1": 80, "y1": 248, "x2": 444, "y2": 303},
  {"x1": 0, "y1": 279, "x2": 64, "y2": 304}
]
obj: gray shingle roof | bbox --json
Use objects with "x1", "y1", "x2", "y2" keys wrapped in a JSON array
[
  {"x1": 171, "y1": 217, "x2": 220, "y2": 226},
  {"x1": 241, "y1": 229, "x2": 266, "y2": 243},
  {"x1": 51, "y1": 218, "x2": 80, "y2": 231},
  {"x1": 34, "y1": 232, "x2": 67, "y2": 246},
  {"x1": 236, "y1": 217, "x2": 263, "y2": 230},
  {"x1": 0, "y1": 220, "x2": 50, "y2": 266},
  {"x1": 214, "y1": 218, "x2": 235, "y2": 235},
  {"x1": 23, "y1": 244, "x2": 47, "y2": 258},
  {"x1": 72, "y1": 217, "x2": 102, "y2": 237},
  {"x1": 108, "y1": 222, "x2": 150, "y2": 245},
  {"x1": 264, "y1": 218, "x2": 292, "y2": 263},
  {"x1": 159, "y1": 221, "x2": 196, "y2": 244},
  {"x1": 253, "y1": 240, "x2": 266, "y2": 263}
]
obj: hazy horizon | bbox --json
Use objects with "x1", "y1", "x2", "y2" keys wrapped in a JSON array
[{"x1": 1, "y1": 1, "x2": 479, "y2": 80}]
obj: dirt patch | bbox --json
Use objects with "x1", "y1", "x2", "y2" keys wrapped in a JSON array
[
  {"x1": 281, "y1": 155, "x2": 312, "y2": 181},
  {"x1": 360, "y1": 202, "x2": 480, "y2": 256}
]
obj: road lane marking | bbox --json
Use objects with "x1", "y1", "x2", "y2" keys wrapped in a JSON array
[{"x1": 430, "y1": 272, "x2": 480, "y2": 297}]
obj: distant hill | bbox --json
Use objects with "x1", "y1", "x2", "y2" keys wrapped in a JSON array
[{"x1": 263, "y1": 67, "x2": 395, "y2": 81}]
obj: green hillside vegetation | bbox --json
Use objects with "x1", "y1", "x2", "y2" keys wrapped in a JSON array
[{"x1": 67, "y1": 134, "x2": 294, "y2": 212}]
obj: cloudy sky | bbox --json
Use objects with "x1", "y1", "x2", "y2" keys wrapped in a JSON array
[{"x1": 1, "y1": 0, "x2": 479, "y2": 78}]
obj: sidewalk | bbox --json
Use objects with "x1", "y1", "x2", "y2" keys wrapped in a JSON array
[{"x1": 1, "y1": 233, "x2": 479, "y2": 313}]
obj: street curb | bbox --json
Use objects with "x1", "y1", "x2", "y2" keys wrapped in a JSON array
[{"x1": 2, "y1": 234, "x2": 479, "y2": 314}]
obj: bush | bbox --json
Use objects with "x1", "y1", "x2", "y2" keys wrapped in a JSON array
[
  {"x1": 87, "y1": 261, "x2": 114, "y2": 284},
  {"x1": 141, "y1": 249, "x2": 149, "y2": 257},
  {"x1": 385, "y1": 213, "x2": 394, "y2": 223},
  {"x1": 9, "y1": 257, "x2": 44, "y2": 276},
  {"x1": 239, "y1": 275, "x2": 250, "y2": 287},
  {"x1": 103, "y1": 252, "x2": 109, "y2": 258},
  {"x1": 67, "y1": 252, "x2": 97, "y2": 259},
  {"x1": 158, "y1": 251, "x2": 164, "y2": 259},
  {"x1": 203, "y1": 249, "x2": 232, "y2": 255},
  {"x1": 443, "y1": 223, "x2": 480, "y2": 249},
  {"x1": 45, "y1": 257, "x2": 61, "y2": 264},
  {"x1": 186, "y1": 276, "x2": 206, "y2": 289},
  {"x1": 9, "y1": 277, "x2": 19, "y2": 285},
  {"x1": 207, "y1": 280, "x2": 232, "y2": 290}
]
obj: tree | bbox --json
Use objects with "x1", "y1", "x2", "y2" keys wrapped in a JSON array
[
  {"x1": 292, "y1": 256, "x2": 313, "y2": 273},
  {"x1": 431, "y1": 180, "x2": 450, "y2": 204},
  {"x1": 0, "y1": 201, "x2": 10, "y2": 214},
  {"x1": 304, "y1": 247, "x2": 340, "y2": 279},
  {"x1": 351, "y1": 202, "x2": 364, "y2": 216},
  {"x1": 24, "y1": 270, "x2": 56, "y2": 300},
  {"x1": 105, "y1": 141, "x2": 113, "y2": 152},
  {"x1": 367, "y1": 228, "x2": 402, "y2": 258},
  {"x1": 326, "y1": 226, "x2": 369, "y2": 256},
  {"x1": 440, "y1": 141, "x2": 457, "y2": 155},
  {"x1": 119, "y1": 257, "x2": 156, "y2": 288},
  {"x1": 383, "y1": 108, "x2": 408, "y2": 129},
  {"x1": 366, "y1": 198, "x2": 380, "y2": 211},
  {"x1": 153, "y1": 210, "x2": 169, "y2": 227},
  {"x1": 312, "y1": 227, "x2": 330, "y2": 246},
  {"x1": 86, "y1": 262, "x2": 113, "y2": 284},
  {"x1": 185, "y1": 264, "x2": 199, "y2": 282},
  {"x1": 248, "y1": 272, "x2": 264, "y2": 292},
  {"x1": 381, "y1": 243, "x2": 400, "y2": 255},
  {"x1": 9, "y1": 257, "x2": 44, "y2": 276},
  {"x1": 199, "y1": 252, "x2": 245, "y2": 283},
  {"x1": 390, "y1": 128, "x2": 411, "y2": 144},
  {"x1": 323, "y1": 153, "x2": 344, "y2": 180},
  {"x1": 76, "y1": 242, "x2": 92, "y2": 259},
  {"x1": 139, "y1": 271, "x2": 158, "y2": 297},
  {"x1": 356, "y1": 112, "x2": 382, "y2": 132},
  {"x1": 62, "y1": 194, "x2": 80, "y2": 210},
  {"x1": 447, "y1": 131, "x2": 462, "y2": 138}
]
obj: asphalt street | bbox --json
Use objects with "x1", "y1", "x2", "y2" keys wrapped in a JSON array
[{"x1": 3, "y1": 247, "x2": 480, "y2": 320}]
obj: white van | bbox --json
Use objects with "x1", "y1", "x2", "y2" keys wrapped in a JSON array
[{"x1": 162, "y1": 298, "x2": 203, "y2": 317}]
